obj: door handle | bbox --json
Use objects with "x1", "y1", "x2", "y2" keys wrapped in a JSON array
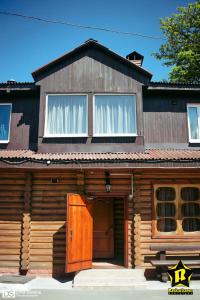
[{"x1": 70, "y1": 229, "x2": 73, "y2": 241}]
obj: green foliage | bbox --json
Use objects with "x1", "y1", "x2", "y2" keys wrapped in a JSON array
[{"x1": 153, "y1": 1, "x2": 200, "y2": 83}]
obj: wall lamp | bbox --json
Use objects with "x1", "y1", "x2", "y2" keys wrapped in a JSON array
[{"x1": 105, "y1": 171, "x2": 111, "y2": 192}]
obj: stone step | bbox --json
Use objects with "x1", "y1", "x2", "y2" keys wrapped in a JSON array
[{"x1": 73, "y1": 268, "x2": 146, "y2": 287}]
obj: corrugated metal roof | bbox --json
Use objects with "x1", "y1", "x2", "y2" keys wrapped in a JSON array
[
  {"x1": 148, "y1": 82, "x2": 200, "y2": 89},
  {"x1": 1, "y1": 149, "x2": 200, "y2": 162},
  {"x1": 0, "y1": 82, "x2": 35, "y2": 87}
]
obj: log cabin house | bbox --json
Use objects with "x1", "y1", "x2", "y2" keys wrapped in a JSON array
[{"x1": 0, "y1": 39, "x2": 200, "y2": 277}]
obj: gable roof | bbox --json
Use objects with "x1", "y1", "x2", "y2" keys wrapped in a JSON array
[{"x1": 32, "y1": 39, "x2": 152, "y2": 81}]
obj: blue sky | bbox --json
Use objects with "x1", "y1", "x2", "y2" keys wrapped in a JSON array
[{"x1": 0, "y1": 0, "x2": 195, "y2": 82}]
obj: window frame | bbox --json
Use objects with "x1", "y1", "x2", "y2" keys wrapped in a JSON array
[
  {"x1": 93, "y1": 93, "x2": 137, "y2": 137},
  {"x1": 152, "y1": 183, "x2": 200, "y2": 239},
  {"x1": 0, "y1": 103, "x2": 12, "y2": 144},
  {"x1": 187, "y1": 103, "x2": 200, "y2": 143},
  {"x1": 44, "y1": 93, "x2": 88, "y2": 138}
]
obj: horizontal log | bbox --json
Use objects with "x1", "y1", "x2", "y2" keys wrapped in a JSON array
[
  {"x1": 0, "y1": 192, "x2": 24, "y2": 196},
  {"x1": 30, "y1": 237, "x2": 65, "y2": 243},
  {"x1": 0, "y1": 203, "x2": 24, "y2": 208},
  {"x1": 32, "y1": 196, "x2": 65, "y2": 202},
  {"x1": 0, "y1": 255, "x2": 20, "y2": 261},
  {"x1": 31, "y1": 223, "x2": 65, "y2": 230},
  {"x1": 30, "y1": 248, "x2": 65, "y2": 255},
  {"x1": 0, "y1": 180, "x2": 25, "y2": 184},
  {"x1": 0, "y1": 186, "x2": 25, "y2": 191},
  {"x1": 0, "y1": 236, "x2": 21, "y2": 242},
  {"x1": 0, "y1": 249, "x2": 21, "y2": 254},
  {"x1": 31, "y1": 209, "x2": 65, "y2": 214},
  {"x1": 31, "y1": 230, "x2": 65, "y2": 237},
  {"x1": 31, "y1": 203, "x2": 66, "y2": 208},
  {"x1": 0, "y1": 242, "x2": 21, "y2": 248},
  {"x1": 33, "y1": 182, "x2": 76, "y2": 187},
  {"x1": 32, "y1": 185, "x2": 77, "y2": 190},
  {"x1": 30, "y1": 256, "x2": 64, "y2": 263},
  {"x1": 0, "y1": 230, "x2": 21, "y2": 236},
  {"x1": 0, "y1": 261, "x2": 20, "y2": 267}
]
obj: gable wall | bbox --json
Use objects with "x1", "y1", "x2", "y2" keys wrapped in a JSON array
[{"x1": 36, "y1": 48, "x2": 145, "y2": 152}]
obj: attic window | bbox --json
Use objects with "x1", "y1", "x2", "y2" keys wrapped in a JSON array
[
  {"x1": 93, "y1": 94, "x2": 137, "y2": 137},
  {"x1": 44, "y1": 94, "x2": 88, "y2": 137}
]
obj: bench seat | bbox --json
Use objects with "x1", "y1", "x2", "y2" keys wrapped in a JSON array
[{"x1": 150, "y1": 260, "x2": 200, "y2": 267}]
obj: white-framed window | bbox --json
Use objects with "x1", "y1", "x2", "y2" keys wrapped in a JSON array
[
  {"x1": 0, "y1": 103, "x2": 12, "y2": 143},
  {"x1": 187, "y1": 104, "x2": 200, "y2": 143},
  {"x1": 93, "y1": 94, "x2": 137, "y2": 137},
  {"x1": 44, "y1": 94, "x2": 88, "y2": 137}
]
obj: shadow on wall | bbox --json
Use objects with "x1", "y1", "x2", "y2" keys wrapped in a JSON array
[{"x1": 0, "y1": 93, "x2": 39, "y2": 151}]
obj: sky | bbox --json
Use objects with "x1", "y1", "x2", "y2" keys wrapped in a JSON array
[{"x1": 0, "y1": 0, "x2": 195, "y2": 82}]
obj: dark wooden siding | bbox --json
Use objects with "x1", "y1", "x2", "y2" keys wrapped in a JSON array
[
  {"x1": 0, "y1": 92, "x2": 39, "y2": 150},
  {"x1": 143, "y1": 91, "x2": 200, "y2": 148},
  {"x1": 37, "y1": 47, "x2": 144, "y2": 153}
]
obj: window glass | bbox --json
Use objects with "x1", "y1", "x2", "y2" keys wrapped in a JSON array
[
  {"x1": 188, "y1": 106, "x2": 199, "y2": 140},
  {"x1": 46, "y1": 95, "x2": 87, "y2": 136},
  {"x1": 181, "y1": 187, "x2": 199, "y2": 201},
  {"x1": 157, "y1": 219, "x2": 177, "y2": 232},
  {"x1": 0, "y1": 104, "x2": 12, "y2": 142},
  {"x1": 182, "y1": 203, "x2": 199, "y2": 217},
  {"x1": 94, "y1": 95, "x2": 137, "y2": 136},
  {"x1": 182, "y1": 218, "x2": 200, "y2": 232},
  {"x1": 157, "y1": 203, "x2": 176, "y2": 217},
  {"x1": 156, "y1": 187, "x2": 175, "y2": 201}
]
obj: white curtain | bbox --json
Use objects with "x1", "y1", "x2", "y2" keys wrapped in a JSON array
[
  {"x1": 46, "y1": 95, "x2": 87, "y2": 135},
  {"x1": 188, "y1": 106, "x2": 200, "y2": 139},
  {"x1": 94, "y1": 95, "x2": 136, "y2": 135}
]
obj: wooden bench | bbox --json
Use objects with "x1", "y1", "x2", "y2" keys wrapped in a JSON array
[{"x1": 149, "y1": 245, "x2": 200, "y2": 282}]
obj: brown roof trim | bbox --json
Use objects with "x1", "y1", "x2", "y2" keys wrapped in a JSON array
[{"x1": 32, "y1": 39, "x2": 152, "y2": 80}]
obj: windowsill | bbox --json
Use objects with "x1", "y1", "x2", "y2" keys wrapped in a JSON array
[
  {"x1": 0, "y1": 140, "x2": 9, "y2": 144},
  {"x1": 43, "y1": 134, "x2": 88, "y2": 138},
  {"x1": 189, "y1": 139, "x2": 200, "y2": 143},
  {"x1": 93, "y1": 134, "x2": 138, "y2": 137}
]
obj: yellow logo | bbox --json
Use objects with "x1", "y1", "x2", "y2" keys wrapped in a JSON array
[{"x1": 168, "y1": 260, "x2": 193, "y2": 287}]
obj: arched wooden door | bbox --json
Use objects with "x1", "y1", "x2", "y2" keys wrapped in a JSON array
[{"x1": 66, "y1": 193, "x2": 93, "y2": 273}]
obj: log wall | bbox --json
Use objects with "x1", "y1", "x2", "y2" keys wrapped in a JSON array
[
  {"x1": 133, "y1": 172, "x2": 200, "y2": 268},
  {"x1": 0, "y1": 173, "x2": 25, "y2": 273},
  {"x1": 0, "y1": 170, "x2": 200, "y2": 276}
]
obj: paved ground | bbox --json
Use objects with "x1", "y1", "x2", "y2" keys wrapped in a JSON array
[
  {"x1": 0, "y1": 277, "x2": 200, "y2": 299},
  {"x1": 0, "y1": 289, "x2": 200, "y2": 300}
]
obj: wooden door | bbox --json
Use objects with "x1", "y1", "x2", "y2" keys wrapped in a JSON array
[
  {"x1": 66, "y1": 193, "x2": 93, "y2": 273},
  {"x1": 93, "y1": 199, "x2": 114, "y2": 258}
]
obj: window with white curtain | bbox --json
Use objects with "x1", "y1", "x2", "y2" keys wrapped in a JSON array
[
  {"x1": 45, "y1": 94, "x2": 88, "y2": 137},
  {"x1": 93, "y1": 94, "x2": 137, "y2": 136},
  {"x1": 187, "y1": 104, "x2": 200, "y2": 142},
  {"x1": 0, "y1": 103, "x2": 12, "y2": 143}
]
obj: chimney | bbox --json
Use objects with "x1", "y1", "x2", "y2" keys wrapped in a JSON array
[
  {"x1": 7, "y1": 79, "x2": 16, "y2": 84},
  {"x1": 126, "y1": 51, "x2": 144, "y2": 67}
]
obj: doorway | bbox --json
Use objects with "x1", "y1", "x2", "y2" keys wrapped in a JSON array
[{"x1": 92, "y1": 197, "x2": 125, "y2": 267}]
